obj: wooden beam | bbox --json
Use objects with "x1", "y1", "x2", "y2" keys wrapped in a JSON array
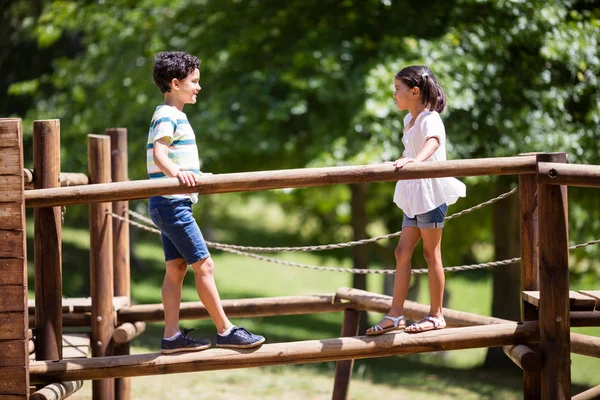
[
  {"x1": 570, "y1": 311, "x2": 600, "y2": 327},
  {"x1": 33, "y1": 119, "x2": 63, "y2": 362},
  {"x1": 537, "y1": 152, "x2": 570, "y2": 399},
  {"x1": 24, "y1": 170, "x2": 88, "y2": 190},
  {"x1": 29, "y1": 321, "x2": 539, "y2": 382},
  {"x1": 25, "y1": 156, "x2": 537, "y2": 208},
  {"x1": 522, "y1": 291, "x2": 596, "y2": 311},
  {"x1": 578, "y1": 290, "x2": 600, "y2": 310},
  {"x1": 112, "y1": 322, "x2": 146, "y2": 345},
  {"x1": 572, "y1": 384, "x2": 600, "y2": 400},
  {"x1": 335, "y1": 287, "x2": 509, "y2": 327},
  {"x1": 332, "y1": 309, "x2": 360, "y2": 400},
  {"x1": 88, "y1": 134, "x2": 115, "y2": 399},
  {"x1": 502, "y1": 344, "x2": 540, "y2": 372},
  {"x1": 117, "y1": 295, "x2": 351, "y2": 323},
  {"x1": 570, "y1": 332, "x2": 600, "y2": 359},
  {"x1": 30, "y1": 381, "x2": 83, "y2": 400},
  {"x1": 538, "y1": 162, "x2": 600, "y2": 188}
]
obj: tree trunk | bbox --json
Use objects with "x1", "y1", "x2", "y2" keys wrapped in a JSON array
[
  {"x1": 484, "y1": 178, "x2": 521, "y2": 368},
  {"x1": 350, "y1": 183, "x2": 370, "y2": 334}
]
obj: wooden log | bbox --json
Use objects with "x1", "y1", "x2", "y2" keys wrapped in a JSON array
[
  {"x1": 112, "y1": 322, "x2": 146, "y2": 345},
  {"x1": 518, "y1": 168, "x2": 541, "y2": 399},
  {"x1": 30, "y1": 381, "x2": 83, "y2": 400},
  {"x1": 332, "y1": 309, "x2": 360, "y2": 400},
  {"x1": 24, "y1": 170, "x2": 89, "y2": 189},
  {"x1": 88, "y1": 134, "x2": 115, "y2": 399},
  {"x1": 570, "y1": 311, "x2": 600, "y2": 327},
  {"x1": 578, "y1": 290, "x2": 600, "y2": 310},
  {"x1": 28, "y1": 296, "x2": 129, "y2": 314},
  {"x1": 0, "y1": 118, "x2": 28, "y2": 398},
  {"x1": 25, "y1": 156, "x2": 537, "y2": 208},
  {"x1": 572, "y1": 384, "x2": 600, "y2": 400},
  {"x1": 107, "y1": 128, "x2": 130, "y2": 302},
  {"x1": 117, "y1": 295, "x2": 351, "y2": 323},
  {"x1": 538, "y1": 162, "x2": 600, "y2": 188},
  {"x1": 334, "y1": 287, "x2": 509, "y2": 327},
  {"x1": 29, "y1": 321, "x2": 539, "y2": 382},
  {"x1": 29, "y1": 313, "x2": 91, "y2": 328},
  {"x1": 537, "y1": 153, "x2": 570, "y2": 399},
  {"x1": 502, "y1": 344, "x2": 540, "y2": 372},
  {"x1": 570, "y1": 332, "x2": 600, "y2": 359},
  {"x1": 522, "y1": 290, "x2": 596, "y2": 311},
  {"x1": 33, "y1": 119, "x2": 63, "y2": 362}
]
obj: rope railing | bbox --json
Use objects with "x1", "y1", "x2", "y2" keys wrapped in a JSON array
[{"x1": 108, "y1": 187, "x2": 600, "y2": 274}]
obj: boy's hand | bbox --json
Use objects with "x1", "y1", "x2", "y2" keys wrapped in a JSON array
[{"x1": 176, "y1": 171, "x2": 200, "y2": 187}]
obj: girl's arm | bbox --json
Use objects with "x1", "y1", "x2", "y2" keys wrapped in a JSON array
[
  {"x1": 393, "y1": 137, "x2": 440, "y2": 170},
  {"x1": 153, "y1": 138, "x2": 199, "y2": 187}
]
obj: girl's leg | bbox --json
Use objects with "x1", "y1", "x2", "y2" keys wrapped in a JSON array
[
  {"x1": 163, "y1": 258, "x2": 188, "y2": 338},
  {"x1": 366, "y1": 227, "x2": 421, "y2": 333},
  {"x1": 420, "y1": 227, "x2": 444, "y2": 319},
  {"x1": 190, "y1": 256, "x2": 232, "y2": 334}
]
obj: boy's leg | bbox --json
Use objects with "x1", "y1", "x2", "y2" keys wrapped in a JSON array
[
  {"x1": 190, "y1": 256, "x2": 232, "y2": 333},
  {"x1": 162, "y1": 258, "x2": 187, "y2": 338}
]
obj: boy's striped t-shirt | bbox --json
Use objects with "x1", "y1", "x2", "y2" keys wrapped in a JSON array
[{"x1": 147, "y1": 105, "x2": 200, "y2": 203}]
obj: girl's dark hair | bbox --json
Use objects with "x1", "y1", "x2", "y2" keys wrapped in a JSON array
[
  {"x1": 395, "y1": 65, "x2": 446, "y2": 113},
  {"x1": 152, "y1": 51, "x2": 201, "y2": 93}
]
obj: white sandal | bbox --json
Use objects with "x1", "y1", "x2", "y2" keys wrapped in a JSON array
[
  {"x1": 366, "y1": 315, "x2": 405, "y2": 336},
  {"x1": 405, "y1": 315, "x2": 446, "y2": 333}
]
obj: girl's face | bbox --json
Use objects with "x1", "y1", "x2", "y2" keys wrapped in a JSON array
[{"x1": 393, "y1": 77, "x2": 418, "y2": 111}]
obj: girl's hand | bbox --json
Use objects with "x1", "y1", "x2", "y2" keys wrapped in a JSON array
[
  {"x1": 176, "y1": 171, "x2": 200, "y2": 187},
  {"x1": 393, "y1": 157, "x2": 416, "y2": 171}
]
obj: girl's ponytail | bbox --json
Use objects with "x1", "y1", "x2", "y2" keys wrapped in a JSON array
[{"x1": 395, "y1": 66, "x2": 446, "y2": 113}]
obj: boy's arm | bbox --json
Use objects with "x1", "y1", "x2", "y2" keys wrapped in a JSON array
[{"x1": 153, "y1": 138, "x2": 200, "y2": 187}]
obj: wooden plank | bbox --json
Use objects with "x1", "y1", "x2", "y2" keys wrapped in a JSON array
[
  {"x1": 0, "y1": 231, "x2": 25, "y2": 258},
  {"x1": 28, "y1": 296, "x2": 128, "y2": 313},
  {"x1": 0, "y1": 286, "x2": 25, "y2": 312},
  {"x1": 25, "y1": 156, "x2": 539, "y2": 208},
  {"x1": 0, "y1": 313, "x2": 26, "y2": 340},
  {"x1": 0, "y1": 340, "x2": 27, "y2": 367},
  {"x1": 0, "y1": 204, "x2": 23, "y2": 230},
  {"x1": 537, "y1": 152, "x2": 571, "y2": 399},
  {"x1": 0, "y1": 176, "x2": 24, "y2": 202},
  {"x1": 0, "y1": 367, "x2": 27, "y2": 395},
  {"x1": 29, "y1": 322, "x2": 539, "y2": 382},
  {"x1": 0, "y1": 148, "x2": 22, "y2": 175},
  {"x1": 579, "y1": 290, "x2": 600, "y2": 310},
  {"x1": 0, "y1": 119, "x2": 21, "y2": 149},
  {"x1": 523, "y1": 290, "x2": 596, "y2": 311},
  {"x1": 0, "y1": 259, "x2": 26, "y2": 285}
]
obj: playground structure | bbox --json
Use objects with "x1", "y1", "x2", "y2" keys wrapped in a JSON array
[{"x1": 1, "y1": 117, "x2": 600, "y2": 400}]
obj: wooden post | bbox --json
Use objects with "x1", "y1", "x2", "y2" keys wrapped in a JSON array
[
  {"x1": 0, "y1": 118, "x2": 29, "y2": 399},
  {"x1": 88, "y1": 134, "x2": 115, "y2": 400},
  {"x1": 331, "y1": 309, "x2": 360, "y2": 400},
  {"x1": 107, "y1": 128, "x2": 130, "y2": 400},
  {"x1": 518, "y1": 164, "x2": 541, "y2": 399},
  {"x1": 537, "y1": 153, "x2": 570, "y2": 399},
  {"x1": 33, "y1": 120, "x2": 63, "y2": 362}
]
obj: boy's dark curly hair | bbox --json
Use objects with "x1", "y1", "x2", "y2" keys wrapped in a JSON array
[{"x1": 152, "y1": 51, "x2": 201, "y2": 93}]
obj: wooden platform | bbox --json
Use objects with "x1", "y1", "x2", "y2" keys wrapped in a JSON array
[
  {"x1": 28, "y1": 296, "x2": 129, "y2": 314},
  {"x1": 523, "y1": 290, "x2": 600, "y2": 311},
  {"x1": 30, "y1": 334, "x2": 90, "y2": 361}
]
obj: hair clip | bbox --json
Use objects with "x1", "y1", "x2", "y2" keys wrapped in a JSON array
[{"x1": 422, "y1": 73, "x2": 429, "y2": 79}]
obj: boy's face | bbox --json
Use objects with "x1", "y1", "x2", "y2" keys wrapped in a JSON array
[{"x1": 172, "y1": 68, "x2": 201, "y2": 105}]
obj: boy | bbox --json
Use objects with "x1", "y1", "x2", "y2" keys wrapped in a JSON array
[{"x1": 147, "y1": 51, "x2": 264, "y2": 353}]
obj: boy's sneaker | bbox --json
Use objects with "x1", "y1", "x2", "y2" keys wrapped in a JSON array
[
  {"x1": 216, "y1": 326, "x2": 265, "y2": 349},
  {"x1": 160, "y1": 328, "x2": 211, "y2": 354}
]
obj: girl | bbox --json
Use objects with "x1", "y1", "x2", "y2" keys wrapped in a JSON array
[{"x1": 367, "y1": 65, "x2": 466, "y2": 335}]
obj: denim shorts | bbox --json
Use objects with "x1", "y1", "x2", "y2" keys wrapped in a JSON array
[
  {"x1": 148, "y1": 196, "x2": 210, "y2": 265},
  {"x1": 402, "y1": 203, "x2": 448, "y2": 229}
]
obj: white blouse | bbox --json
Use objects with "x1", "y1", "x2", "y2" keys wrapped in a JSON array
[{"x1": 393, "y1": 111, "x2": 466, "y2": 218}]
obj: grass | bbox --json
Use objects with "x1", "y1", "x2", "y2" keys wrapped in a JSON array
[{"x1": 24, "y1": 196, "x2": 600, "y2": 399}]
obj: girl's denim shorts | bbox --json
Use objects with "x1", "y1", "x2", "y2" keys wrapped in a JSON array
[
  {"x1": 148, "y1": 196, "x2": 210, "y2": 265},
  {"x1": 402, "y1": 203, "x2": 448, "y2": 229}
]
